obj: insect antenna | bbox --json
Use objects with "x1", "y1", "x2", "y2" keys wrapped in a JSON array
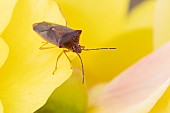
[
  {"x1": 77, "y1": 47, "x2": 116, "y2": 84},
  {"x1": 76, "y1": 53, "x2": 84, "y2": 84},
  {"x1": 82, "y1": 48, "x2": 116, "y2": 51}
]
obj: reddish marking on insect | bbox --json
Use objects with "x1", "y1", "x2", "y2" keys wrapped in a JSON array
[{"x1": 33, "y1": 21, "x2": 116, "y2": 84}]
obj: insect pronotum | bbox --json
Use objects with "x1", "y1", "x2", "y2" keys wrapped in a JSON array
[{"x1": 33, "y1": 21, "x2": 116, "y2": 84}]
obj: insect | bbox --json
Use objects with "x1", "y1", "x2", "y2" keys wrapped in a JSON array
[{"x1": 33, "y1": 21, "x2": 116, "y2": 84}]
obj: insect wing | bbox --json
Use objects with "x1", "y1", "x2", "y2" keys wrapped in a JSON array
[
  {"x1": 52, "y1": 24, "x2": 74, "y2": 39},
  {"x1": 33, "y1": 21, "x2": 75, "y2": 45},
  {"x1": 46, "y1": 24, "x2": 75, "y2": 45}
]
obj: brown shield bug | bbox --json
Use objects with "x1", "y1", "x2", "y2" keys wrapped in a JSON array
[{"x1": 33, "y1": 21, "x2": 116, "y2": 84}]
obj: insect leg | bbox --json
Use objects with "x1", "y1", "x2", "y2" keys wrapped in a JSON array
[
  {"x1": 39, "y1": 42, "x2": 56, "y2": 50},
  {"x1": 52, "y1": 51, "x2": 64, "y2": 74},
  {"x1": 63, "y1": 50, "x2": 72, "y2": 69}
]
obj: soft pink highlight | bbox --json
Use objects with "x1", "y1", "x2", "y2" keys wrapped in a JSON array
[{"x1": 95, "y1": 42, "x2": 170, "y2": 113}]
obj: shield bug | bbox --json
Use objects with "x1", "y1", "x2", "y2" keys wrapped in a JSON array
[{"x1": 33, "y1": 21, "x2": 116, "y2": 84}]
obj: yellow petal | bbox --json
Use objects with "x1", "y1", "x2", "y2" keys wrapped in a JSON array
[
  {"x1": 149, "y1": 86, "x2": 170, "y2": 113},
  {"x1": 0, "y1": 100, "x2": 4, "y2": 113},
  {"x1": 35, "y1": 69, "x2": 88, "y2": 113},
  {"x1": 55, "y1": 0, "x2": 155, "y2": 87},
  {"x1": 81, "y1": 29, "x2": 153, "y2": 87},
  {"x1": 154, "y1": 0, "x2": 170, "y2": 48},
  {"x1": 88, "y1": 83, "x2": 106, "y2": 107},
  {"x1": 0, "y1": 0, "x2": 17, "y2": 34},
  {"x1": 55, "y1": 0, "x2": 129, "y2": 44},
  {"x1": 0, "y1": 0, "x2": 71, "y2": 113},
  {"x1": 86, "y1": 1, "x2": 155, "y2": 86},
  {"x1": 125, "y1": 0, "x2": 156, "y2": 30},
  {"x1": 0, "y1": 37, "x2": 9, "y2": 68},
  {"x1": 90, "y1": 42, "x2": 170, "y2": 113}
]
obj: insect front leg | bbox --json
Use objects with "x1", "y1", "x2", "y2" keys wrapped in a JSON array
[
  {"x1": 39, "y1": 42, "x2": 56, "y2": 50},
  {"x1": 63, "y1": 50, "x2": 72, "y2": 69},
  {"x1": 52, "y1": 50, "x2": 72, "y2": 75},
  {"x1": 52, "y1": 51, "x2": 64, "y2": 74}
]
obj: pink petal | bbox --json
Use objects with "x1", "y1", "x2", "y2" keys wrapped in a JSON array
[{"x1": 95, "y1": 42, "x2": 170, "y2": 113}]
